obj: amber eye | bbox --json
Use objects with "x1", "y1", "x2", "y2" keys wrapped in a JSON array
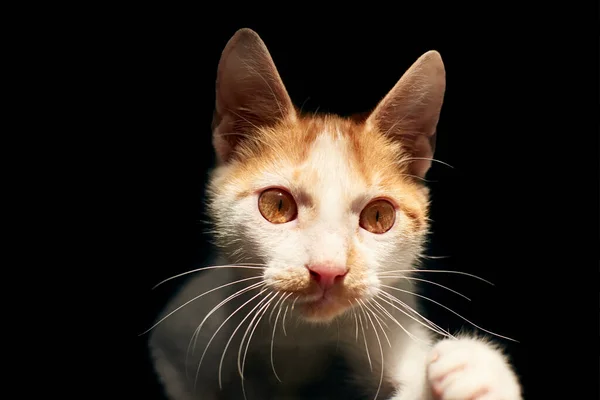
[
  {"x1": 258, "y1": 188, "x2": 298, "y2": 224},
  {"x1": 359, "y1": 199, "x2": 396, "y2": 234}
]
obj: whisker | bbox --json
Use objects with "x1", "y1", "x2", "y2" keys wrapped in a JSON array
[
  {"x1": 358, "y1": 301, "x2": 370, "y2": 331},
  {"x1": 218, "y1": 292, "x2": 274, "y2": 389},
  {"x1": 399, "y1": 157, "x2": 455, "y2": 169},
  {"x1": 360, "y1": 301, "x2": 384, "y2": 400},
  {"x1": 348, "y1": 301, "x2": 359, "y2": 341},
  {"x1": 361, "y1": 300, "x2": 391, "y2": 348},
  {"x1": 188, "y1": 281, "x2": 264, "y2": 357},
  {"x1": 363, "y1": 301, "x2": 390, "y2": 330},
  {"x1": 354, "y1": 309, "x2": 359, "y2": 341},
  {"x1": 282, "y1": 304, "x2": 290, "y2": 336},
  {"x1": 268, "y1": 291, "x2": 286, "y2": 324},
  {"x1": 400, "y1": 173, "x2": 436, "y2": 183},
  {"x1": 140, "y1": 276, "x2": 263, "y2": 336},
  {"x1": 377, "y1": 292, "x2": 453, "y2": 339},
  {"x1": 271, "y1": 293, "x2": 292, "y2": 382},
  {"x1": 380, "y1": 285, "x2": 518, "y2": 342},
  {"x1": 184, "y1": 281, "x2": 265, "y2": 379},
  {"x1": 278, "y1": 292, "x2": 293, "y2": 317},
  {"x1": 291, "y1": 295, "x2": 300, "y2": 312},
  {"x1": 153, "y1": 264, "x2": 267, "y2": 289},
  {"x1": 240, "y1": 295, "x2": 276, "y2": 400},
  {"x1": 378, "y1": 269, "x2": 494, "y2": 286},
  {"x1": 372, "y1": 313, "x2": 392, "y2": 348},
  {"x1": 419, "y1": 255, "x2": 451, "y2": 260},
  {"x1": 370, "y1": 297, "x2": 428, "y2": 345},
  {"x1": 356, "y1": 301, "x2": 372, "y2": 371},
  {"x1": 236, "y1": 292, "x2": 276, "y2": 380},
  {"x1": 377, "y1": 276, "x2": 471, "y2": 301},
  {"x1": 194, "y1": 287, "x2": 269, "y2": 391},
  {"x1": 241, "y1": 293, "x2": 278, "y2": 384}
]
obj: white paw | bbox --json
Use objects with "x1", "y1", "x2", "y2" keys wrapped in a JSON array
[{"x1": 426, "y1": 338, "x2": 521, "y2": 400}]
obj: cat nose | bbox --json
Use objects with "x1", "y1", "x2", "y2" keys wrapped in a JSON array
[{"x1": 307, "y1": 264, "x2": 348, "y2": 290}]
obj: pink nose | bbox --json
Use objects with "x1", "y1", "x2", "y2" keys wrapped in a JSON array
[{"x1": 307, "y1": 264, "x2": 348, "y2": 290}]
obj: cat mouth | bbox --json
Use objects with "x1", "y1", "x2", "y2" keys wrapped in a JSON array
[
  {"x1": 304, "y1": 291, "x2": 334, "y2": 305},
  {"x1": 265, "y1": 269, "x2": 365, "y2": 321},
  {"x1": 296, "y1": 290, "x2": 349, "y2": 321}
]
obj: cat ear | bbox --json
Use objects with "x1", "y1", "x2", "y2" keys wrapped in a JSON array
[
  {"x1": 212, "y1": 28, "x2": 296, "y2": 164},
  {"x1": 366, "y1": 51, "x2": 446, "y2": 178}
]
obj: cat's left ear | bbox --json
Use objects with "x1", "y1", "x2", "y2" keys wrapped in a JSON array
[
  {"x1": 212, "y1": 28, "x2": 296, "y2": 164},
  {"x1": 366, "y1": 51, "x2": 446, "y2": 178}
]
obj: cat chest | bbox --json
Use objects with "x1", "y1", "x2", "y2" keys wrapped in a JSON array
[{"x1": 217, "y1": 344, "x2": 395, "y2": 400}]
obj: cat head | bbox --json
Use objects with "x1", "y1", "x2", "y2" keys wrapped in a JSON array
[{"x1": 207, "y1": 28, "x2": 445, "y2": 323}]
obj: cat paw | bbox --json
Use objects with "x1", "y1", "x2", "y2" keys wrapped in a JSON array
[{"x1": 426, "y1": 338, "x2": 521, "y2": 400}]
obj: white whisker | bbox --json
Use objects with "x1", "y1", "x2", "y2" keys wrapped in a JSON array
[
  {"x1": 356, "y1": 303, "x2": 372, "y2": 371},
  {"x1": 187, "y1": 281, "x2": 264, "y2": 360},
  {"x1": 194, "y1": 288, "x2": 270, "y2": 390},
  {"x1": 218, "y1": 292, "x2": 274, "y2": 389},
  {"x1": 378, "y1": 276, "x2": 471, "y2": 301},
  {"x1": 240, "y1": 293, "x2": 278, "y2": 396},
  {"x1": 377, "y1": 291, "x2": 452, "y2": 339},
  {"x1": 381, "y1": 285, "x2": 517, "y2": 342},
  {"x1": 360, "y1": 301, "x2": 384, "y2": 400},
  {"x1": 184, "y1": 281, "x2": 265, "y2": 379},
  {"x1": 268, "y1": 291, "x2": 286, "y2": 324},
  {"x1": 399, "y1": 157, "x2": 455, "y2": 169},
  {"x1": 378, "y1": 269, "x2": 494, "y2": 286},
  {"x1": 291, "y1": 295, "x2": 300, "y2": 312},
  {"x1": 370, "y1": 297, "x2": 428, "y2": 345},
  {"x1": 358, "y1": 302, "x2": 370, "y2": 331},
  {"x1": 282, "y1": 304, "x2": 290, "y2": 336},
  {"x1": 362, "y1": 299, "x2": 390, "y2": 329},
  {"x1": 419, "y1": 255, "x2": 451, "y2": 260},
  {"x1": 361, "y1": 300, "x2": 391, "y2": 348},
  {"x1": 348, "y1": 301, "x2": 359, "y2": 341},
  {"x1": 153, "y1": 264, "x2": 267, "y2": 289},
  {"x1": 271, "y1": 292, "x2": 291, "y2": 382},
  {"x1": 141, "y1": 276, "x2": 263, "y2": 336},
  {"x1": 372, "y1": 313, "x2": 392, "y2": 348},
  {"x1": 236, "y1": 292, "x2": 276, "y2": 380}
]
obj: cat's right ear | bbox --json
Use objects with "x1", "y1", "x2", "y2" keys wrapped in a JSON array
[{"x1": 212, "y1": 28, "x2": 296, "y2": 164}]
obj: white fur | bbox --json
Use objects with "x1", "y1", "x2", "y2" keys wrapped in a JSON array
[
  {"x1": 148, "y1": 131, "x2": 522, "y2": 399},
  {"x1": 425, "y1": 338, "x2": 522, "y2": 400}
]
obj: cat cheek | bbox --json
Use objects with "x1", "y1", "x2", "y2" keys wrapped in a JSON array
[{"x1": 257, "y1": 217, "x2": 299, "y2": 232}]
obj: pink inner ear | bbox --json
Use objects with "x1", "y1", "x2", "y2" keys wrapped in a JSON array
[
  {"x1": 366, "y1": 51, "x2": 446, "y2": 178},
  {"x1": 212, "y1": 29, "x2": 295, "y2": 164},
  {"x1": 410, "y1": 133, "x2": 437, "y2": 178}
]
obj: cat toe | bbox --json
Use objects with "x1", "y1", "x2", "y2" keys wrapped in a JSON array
[{"x1": 426, "y1": 338, "x2": 521, "y2": 400}]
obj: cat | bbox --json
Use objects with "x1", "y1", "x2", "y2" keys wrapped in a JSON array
[{"x1": 147, "y1": 28, "x2": 523, "y2": 400}]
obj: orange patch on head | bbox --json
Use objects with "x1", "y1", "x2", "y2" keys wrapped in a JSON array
[{"x1": 212, "y1": 111, "x2": 431, "y2": 236}]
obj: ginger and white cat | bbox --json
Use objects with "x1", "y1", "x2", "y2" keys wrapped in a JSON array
[{"x1": 148, "y1": 28, "x2": 522, "y2": 400}]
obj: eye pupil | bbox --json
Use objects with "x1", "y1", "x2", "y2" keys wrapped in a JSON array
[
  {"x1": 258, "y1": 188, "x2": 298, "y2": 224},
  {"x1": 359, "y1": 199, "x2": 395, "y2": 234}
]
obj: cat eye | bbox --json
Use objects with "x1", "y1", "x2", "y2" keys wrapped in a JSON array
[
  {"x1": 359, "y1": 199, "x2": 396, "y2": 234},
  {"x1": 258, "y1": 188, "x2": 298, "y2": 224}
]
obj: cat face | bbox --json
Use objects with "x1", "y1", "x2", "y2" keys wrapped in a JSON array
[{"x1": 207, "y1": 29, "x2": 445, "y2": 322}]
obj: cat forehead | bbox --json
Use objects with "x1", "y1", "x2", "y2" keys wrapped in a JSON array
[
  {"x1": 216, "y1": 115, "x2": 425, "y2": 203},
  {"x1": 288, "y1": 129, "x2": 371, "y2": 208}
]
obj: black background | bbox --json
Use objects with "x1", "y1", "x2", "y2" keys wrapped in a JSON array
[{"x1": 124, "y1": 12, "x2": 598, "y2": 400}]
